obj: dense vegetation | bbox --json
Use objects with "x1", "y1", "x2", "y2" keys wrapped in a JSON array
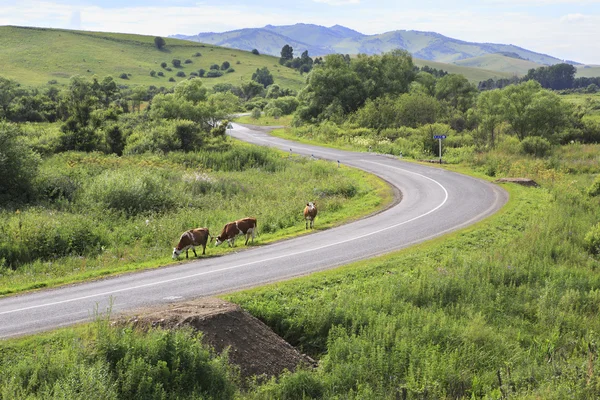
[{"x1": 4, "y1": 32, "x2": 600, "y2": 398}]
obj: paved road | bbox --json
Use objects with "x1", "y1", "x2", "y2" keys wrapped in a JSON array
[{"x1": 0, "y1": 123, "x2": 508, "y2": 339}]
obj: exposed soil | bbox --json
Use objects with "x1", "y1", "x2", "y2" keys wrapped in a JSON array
[{"x1": 117, "y1": 297, "x2": 316, "y2": 381}]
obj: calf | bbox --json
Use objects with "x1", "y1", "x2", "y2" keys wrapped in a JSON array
[
  {"x1": 172, "y1": 228, "x2": 211, "y2": 259},
  {"x1": 304, "y1": 202, "x2": 318, "y2": 229},
  {"x1": 215, "y1": 217, "x2": 257, "y2": 247}
]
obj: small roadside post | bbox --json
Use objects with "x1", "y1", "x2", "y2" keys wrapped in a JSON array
[{"x1": 433, "y1": 135, "x2": 447, "y2": 164}]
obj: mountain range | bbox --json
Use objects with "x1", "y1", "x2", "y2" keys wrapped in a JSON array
[{"x1": 171, "y1": 23, "x2": 574, "y2": 74}]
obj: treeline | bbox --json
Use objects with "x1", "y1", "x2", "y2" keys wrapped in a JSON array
[
  {"x1": 287, "y1": 51, "x2": 599, "y2": 159},
  {"x1": 479, "y1": 63, "x2": 600, "y2": 93}
]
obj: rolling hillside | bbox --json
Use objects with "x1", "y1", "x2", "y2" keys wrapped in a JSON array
[
  {"x1": 453, "y1": 54, "x2": 542, "y2": 76},
  {"x1": 0, "y1": 26, "x2": 306, "y2": 89},
  {"x1": 173, "y1": 23, "x2": 570, "y2": 74}
]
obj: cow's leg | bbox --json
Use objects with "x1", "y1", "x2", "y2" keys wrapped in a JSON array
[
  {"x1": 245, "y1": 233, "x2": 250, "y2": 245},
  {"x1": 228, "y1": 238, "x2": 234, "y2": 247},
  {"x1": 201, "y1": 244, "x2": 206, "y2": 255},
  {"x1": 305, "y1": 219, "x2": 308, "y2": 230},
  {"x1": 185, "y1": 249, "x2": 189, "y2": 259},
  {"x1": 192, "y1": 247, "x2": 198, "y2": 258},
  {"x1": 310, "y1": 219, "x2": 314, "y2": 229}
]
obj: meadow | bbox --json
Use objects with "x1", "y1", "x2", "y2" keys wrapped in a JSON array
[
  {"x1": 0, "y1": 26, "x2": 305, "y2": 90},
  {"x1": 0, "y1": 140, "x2": 391, "y2": 296}
]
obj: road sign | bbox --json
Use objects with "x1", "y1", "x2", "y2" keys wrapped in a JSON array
[{"x1": 433, "y1": 135, "x2": 447, "y2": 139}]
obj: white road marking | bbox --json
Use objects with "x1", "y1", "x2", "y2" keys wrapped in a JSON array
[{"x1": 0, "y1": 151, "x2": 449, "y2": 316}]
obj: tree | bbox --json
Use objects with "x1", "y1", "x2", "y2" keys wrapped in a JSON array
[
  {"x1": 251, "y1": 49, "x2": 260, "y2": 55},
  {"x1": 154, "y1": 36, "x2": 166, "y2": 50},
  {"x1": 240, "y1": 81, "x2": 265, "y2": 101},
  {"x1": 172, "y1": 59, "x2": 181, "y2": 68},
  {"x1": 435, "y1": 74, "x2": 477, "y2": 113},
  {"x1": 251, "y1": 67, "x2": 274, "y2": 88},
  {"x1": 475, "y1": 89, "x2": 504, "y2": 147},
  {"x1": 279, "y1": 44, "x2": 293, "y2": 65},
  {"x1": 0, "y1": 122, "x2": 40, "y2": 204},
  {"x1": 221, "y1": 61, "x2": 230, "y2": 70}
]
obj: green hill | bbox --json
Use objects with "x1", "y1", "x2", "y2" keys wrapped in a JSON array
[
  {"x1": 0, "y1": 26, "x2": 305, "y2": 89},
  {"x1": 453, "y1": 54, "x2": 543, "y2": 76},
  {"x1": 413, "y1": 57, "x2": 513, "y2": 83}
]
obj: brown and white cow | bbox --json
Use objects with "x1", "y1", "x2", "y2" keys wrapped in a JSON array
[
  {"x1": 215, "y1": 217, "x2": 257, "y2": 247},
  {"x1": 304, "y1": 202, "x2": 317, "y2": 229},
  {"x1": 172, "y1": 228, "x2": 212, "y2": 259}
]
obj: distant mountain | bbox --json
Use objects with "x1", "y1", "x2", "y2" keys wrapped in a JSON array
[{"x1": 172, "y1": 23, "x2": 573, "y2": 73}]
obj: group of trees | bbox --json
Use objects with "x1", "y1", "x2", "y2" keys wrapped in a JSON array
[
  {"x1": 479, "y1": 62, "x2": 599, "y2": 93},
  {"x1": 279, "y1": 45, "x2": 318, "y2": 73},
  {"x1": 287, "y1": 51, "x2": 597, "y2": 150}
]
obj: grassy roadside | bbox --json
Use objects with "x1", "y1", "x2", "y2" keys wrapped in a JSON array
[{"x1": 0, "y1": 145, "x2": 393, "y2": 297}]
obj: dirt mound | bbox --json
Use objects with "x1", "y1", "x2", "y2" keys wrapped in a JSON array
[{"x1": 118, "y1": 297, "x2": 316, "y2": 380}]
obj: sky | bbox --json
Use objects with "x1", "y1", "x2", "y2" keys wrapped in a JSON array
[{"x1": 1, "y1": 0, "x2": 599, "y2": 65}]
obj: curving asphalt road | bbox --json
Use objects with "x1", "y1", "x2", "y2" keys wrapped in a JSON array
[{"x1": 0, "y1": 123, "x2": 508, "y2": 339}]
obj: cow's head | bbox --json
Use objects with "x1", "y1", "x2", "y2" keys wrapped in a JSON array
[
  {"x1": 307, "y1": 202, "x2": 316, "y2": 210},
  {"x1": 214, "y1": 236, "x2": 224, "y2": 247},
  {"x1": 172, "y1": 247, "x2": 182, "y2": 259}
]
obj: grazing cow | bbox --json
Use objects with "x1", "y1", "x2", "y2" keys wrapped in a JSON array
[
  {"x1": 215, "y1": 217, "x2": 257, "y2": 247},
  {"x1": 304, "y1": 202, "x2": 317, "y2": 229},
  {"x1": 172, "y1": 228, "x2": 211, "y2": 259}
]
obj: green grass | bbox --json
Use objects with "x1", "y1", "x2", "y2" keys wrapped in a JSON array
[
  {"x1": 576, "y1": 65, "x2": 600, "y2": 78},
  {"x1": 0, "y1": 142, "x2": 392, "y2": 297},
  {"x1": 0, "y1": 26, "x2": 305, "y2": 90},
  {"x1": 225, "y1": 154, "x2": 600, "y2": 398},
  {"x1": 453, "y1": 53, "x2": 542, "y2": 76},
  {"x1": 414, "y1": 57, "x2": 513, "y2": 83}
]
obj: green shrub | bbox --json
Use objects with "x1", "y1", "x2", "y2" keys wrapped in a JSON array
[
  {"x1": 521, "y1": 136, "x2": 552, "y2": 157},
  {"x1": 584, "y1": 223, "x2": 600, "y2": 255},
  {"x1": 172, "y1": 59, "x2": 181, "y2": 68},
  {"x1": 206, "y1": 71, "x2": 223, "y2": 78},
  {"x1": 251, "y1": 107, "x2": 261, "y2": 119},
  {"x1": 176, "y1": 71, "x2": 186, "y2": 77},
  {"x1": 168, "y1": 77, "x2": 175, "y2": 82},
  {"x1": 79, "y1": 169, "x2": 177, "y2": 217},
  {"x1": 0, "y1": 122, "x2": 41, "y2": 205},
  {"x1": 0, "y1": 210, "x2": 106, "y2": 267},
  {"x1": 119, "y1": 73, "x2": 128, "y2": 80},
  {"x1": 157, "y1": 71, "x2": 164, "y2": 77},
  {"x1": 184, "y1": 59, "x2": 192, "y2": 64},
  {"x1": 160, "y1": 62, "x2": 167, "y2": 68},
  {"x1": 588, "y1": 175, "x2": 600, "y2": 197},
  {"x1": 149, "y1": 70, "x2": 156, "y2": 77}
]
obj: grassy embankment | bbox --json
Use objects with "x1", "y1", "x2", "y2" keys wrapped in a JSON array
[
  {"x1": 0, "y1": 139, "x2": 392, "y2": 297},
  {"x1": 0, "y1": 26, "x2": 305, "y2": 90},
  {"x1": 4, "y1": 143, "x2": 600, "y2": 398}
]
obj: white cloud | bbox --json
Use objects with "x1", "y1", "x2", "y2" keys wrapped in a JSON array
[{"x1": 560, "y1": 13, "x2": 588, "y2": 23}]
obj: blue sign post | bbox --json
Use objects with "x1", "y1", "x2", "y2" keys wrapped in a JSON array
[{"x1": 433, "y1": 135, "x2": 447, "y2": 164}]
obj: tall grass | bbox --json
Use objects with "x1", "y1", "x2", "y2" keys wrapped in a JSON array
[
  {"x1": 227, "y1": 146, "x2": 600, "y2": 398},
  {"x1": 0, "y1": 318, "x2": 238, "y2": 399},
  {"x1": 0, "y1": 143, "x2": 389, "y2": 295}
]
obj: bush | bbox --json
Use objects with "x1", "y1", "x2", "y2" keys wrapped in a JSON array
[
  {"x1": 165, "y1": 67, "x2": 172, "y2": 72},
  {"x1": 193, "y1": 52, "x2": 202, "y2": 57},
  {"x1": 119, "y1": 73, "x2": 128, "y2": 79},
  {"x1": 160, "y1": 62, "x2": 167, "y2": 68},
  {"x1": 266, "y1": 106, "x2": 282, "y2": 119},
  {"x1": 205, "y1": 70, "x2": 223, "y2": 78},
  {"x1": 48, "y1": 79, "x2": 58, "y2": 84},
  {"x1": 184, "y1": 59, "x2": 193, "y2": 64},
  {"x1": 584, "y1": 223, "x2": 600, "y2": 255},
  {"x1": 251, "y1": 107, "x2": 261, "y2": 119},
  {"x1": 80, "y1": 169, "x2": 177, "y2": 217},
  {"x1": 150, "y1": 70, "x2": 156, "y2": 77},
  {"x1": 521, "y1": 136, "x2": 552, "y2": 157},
  {"x1": 0, "y1": 122, "x2": 41, "y2": 205},
  {"x1": 221, "y1": 61, "x2": 230, "y2": 70},
  {"x1": 588, "y1": 175, "x2": 600, "y2": 197},
  {"x1": 198, "y1": 69, "x2": 206, "y2": 77},
  {"x1": 210, "y1": 64, "x2": 220, "y2": 70},
  {"x1": 172, "y1": 59, "x2": 181, "y2": 68},
  {"x1": 157, "y1": 71, "x2": 164, "y2": 77},
  {"x1": 176, "y1": 71, "x2": 186, "y2": 77},
  {"x1": 169, "y1": 77, "x2": 176, "y2": 82},
  {"x1": 226, "y1": 68, "x2": 235, "y2": 73},
  {"x1": 251, "y1": 49, "x2": 260, "y2": 55}
]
